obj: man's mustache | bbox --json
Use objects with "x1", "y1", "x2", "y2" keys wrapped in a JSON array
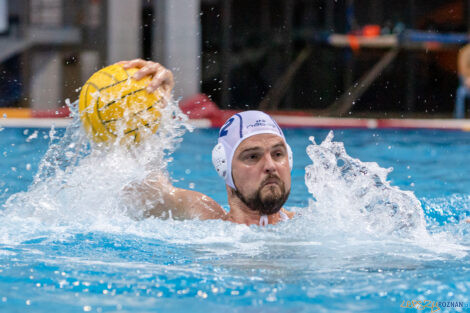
[{"x1": 261, "y1": 175, "x2": 283, "y2": 188}]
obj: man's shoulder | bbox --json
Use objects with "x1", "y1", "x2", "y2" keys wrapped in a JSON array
[
  {"x1": 175, "y1": 188, "x2": 227, "y2": 220},
  {"x1": 282, "y1": 209, "x2": 295, "y2": 219}
]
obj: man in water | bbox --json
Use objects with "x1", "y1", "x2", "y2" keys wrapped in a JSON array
[
  {"x1": 120, "y1": 59, "x2": 294, "y2": 226},
  {"x1": 455, "y1": 44, "x2": 470, "y2": 118}
]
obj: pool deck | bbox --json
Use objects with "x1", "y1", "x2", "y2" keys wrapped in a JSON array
[{"x1": 1, "y1": 107, "x2": 469, "y2": 131}]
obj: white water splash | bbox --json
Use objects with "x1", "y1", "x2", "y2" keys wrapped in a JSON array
[
  {"x1": 302, "y1": 131, "x2": 468, "y2": 257},
  {"x1": 304, "y1": 131, "x2": 426, "y2": 236},
  {"x1": 1, "y1": 97, "x2": 193, "y2": 243}
]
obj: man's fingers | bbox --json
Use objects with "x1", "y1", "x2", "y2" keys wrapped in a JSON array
[
  {"x1": 133, "y1": 63, "x2": 162, "y2": 80},
  {"x1": 146, "y1": 69, "x2": 174, "y2": 94},
  {"x1": 115, "y1": 59, "x2": 174, "y2": 96},
  {"x1": 119, "y1": 58, "x2": 147, "y2": 69}
]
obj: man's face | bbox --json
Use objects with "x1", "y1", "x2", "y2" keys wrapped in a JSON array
[{"x1": 231, "y1": 133, "x2": 291, "y2": 215}]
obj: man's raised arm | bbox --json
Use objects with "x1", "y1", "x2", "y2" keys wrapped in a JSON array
[
  {"x1": 121, "y1": 173, "x2": 226, "y2": 220},
  {"x1": 116, "y1": 58, "x2": 226, "y2": 221}
]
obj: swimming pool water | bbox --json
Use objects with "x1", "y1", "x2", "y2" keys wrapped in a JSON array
[{"x1": 0, "y1": 123, "x2": 469, "y2": 313}]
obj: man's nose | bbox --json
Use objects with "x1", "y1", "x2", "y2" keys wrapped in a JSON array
[{"x1": 263, "y1": 154, "x2": 276, "y2": 173}]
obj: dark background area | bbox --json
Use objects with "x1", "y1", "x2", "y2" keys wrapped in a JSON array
[
  {"x1": 0, "y1": 0, "x2": 468, "y2": 117},
  {"x1": 198, "y1": 0, "x2": 468, "y2": 116}
]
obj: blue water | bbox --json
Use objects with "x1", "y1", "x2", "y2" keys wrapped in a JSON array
[{"x1": 0, "y1": 121, "x2": 469, "y2": 312}]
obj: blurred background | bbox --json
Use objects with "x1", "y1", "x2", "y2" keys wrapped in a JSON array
[{"x1": 0, "y1": 0, "x2": 469, "y2": 118}]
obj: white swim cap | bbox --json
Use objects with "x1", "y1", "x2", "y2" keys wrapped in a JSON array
[{"x1": 212, "y1": 110, "x2": 293, "y2": 189}]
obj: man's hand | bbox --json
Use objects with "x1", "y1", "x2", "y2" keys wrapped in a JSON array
[{"x1": 117, "y1": 59, "x2": 174, "y2": 99}]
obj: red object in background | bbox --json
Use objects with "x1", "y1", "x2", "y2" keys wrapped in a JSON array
[
  {"x1": 179, "y1": 93, "x2": 315, "y2": 127},
  {"x1": 179, "y1": 94, "x2": 220, "y2": 119},
  {"x1": 179, "y1": 93, "x2": 314, "y2": 127},
  {"x1": 362, "y1": 24, "x2": 381, "y2": 37},
  {"x1": 31, "y1": 106, "x2": 71, "y2": 118},
  {"x1": 424, "y1": 41, "x2": 442, "y2": 51},
  {"x1": 179, "y1": 93, "x2": 237, "y2": 127}
]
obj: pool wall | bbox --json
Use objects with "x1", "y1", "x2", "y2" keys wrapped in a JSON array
[{"x1": 1, "y1": 108, "x2": 470, "y2": 130}]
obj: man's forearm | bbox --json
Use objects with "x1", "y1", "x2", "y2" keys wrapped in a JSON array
[{"x1": 121, "y1": 173, "x2": 190, "y2": 219}]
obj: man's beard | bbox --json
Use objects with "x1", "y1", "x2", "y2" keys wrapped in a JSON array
[{"x1": 233, "y1": 175, "x2": 290, "y2": 215}]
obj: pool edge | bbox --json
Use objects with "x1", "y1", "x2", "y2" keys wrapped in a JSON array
[{"x1": 1, "y1": 116, "x2": 469, "y2": 131}]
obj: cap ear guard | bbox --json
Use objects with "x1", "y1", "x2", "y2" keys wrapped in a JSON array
[
  {"x1": 212, "y1": 143, "x2": 228, "y2": 179},
  {"x1": 286, "y1": 143, "x2": 293, "y2": 170},
  {"x1": 212, "y1": 141, "x2": 294, "y2": 181}
]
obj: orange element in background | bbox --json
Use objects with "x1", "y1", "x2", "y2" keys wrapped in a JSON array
[
  {"x1": 347, "y1": 35, "x2": 360, "y2": 51},
  {"x1": 0, "y1": 108, "x2": 32, "y2": 118},
  {"x1": 0, "y1": 107, "x2": 71, "y2": 118},
  {"x1": 363, "y1": 25, "x2": 381, "y2": 37}
]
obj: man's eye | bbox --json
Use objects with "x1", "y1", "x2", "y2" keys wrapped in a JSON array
[{"x1": 242, "y1": 153, "x2": 258, "y2": 161}]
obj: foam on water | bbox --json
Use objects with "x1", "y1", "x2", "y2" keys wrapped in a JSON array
[
  {"x1": 302, "y1": 132, "x2": 468, "y2": 258},
  {"x1": 1, "y1": 97, "x2": 191, "y2": 243},
  {"x1": 0, "y1": 102, "x2": 468, "y2": 268},
  {"x1": 304, "y1": 131, "x2": 426, "y2": 236}
]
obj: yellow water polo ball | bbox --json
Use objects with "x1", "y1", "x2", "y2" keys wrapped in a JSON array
[{"x1": 78, "y1": 64, "x2": 162, "y2": 145}]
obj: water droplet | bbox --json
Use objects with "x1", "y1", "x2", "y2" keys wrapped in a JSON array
[{"x1": 197, "y1": 290, "x2": 208, "y2": 299}]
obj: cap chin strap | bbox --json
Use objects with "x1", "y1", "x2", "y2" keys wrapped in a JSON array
[
  {"x1": 259, "y1": 211, "x2": 288, "y2": 226},
  {"x1": 211, "y1": 142, "x2": 293, "y2": 189},
  {"x1": 259, "y1": 215, "x2": 268, "y2": 226}
]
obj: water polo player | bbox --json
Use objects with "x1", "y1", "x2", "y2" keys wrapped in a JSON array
[{"x1": 120, "y1": 59, "x2": 294, "y2": 226}]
